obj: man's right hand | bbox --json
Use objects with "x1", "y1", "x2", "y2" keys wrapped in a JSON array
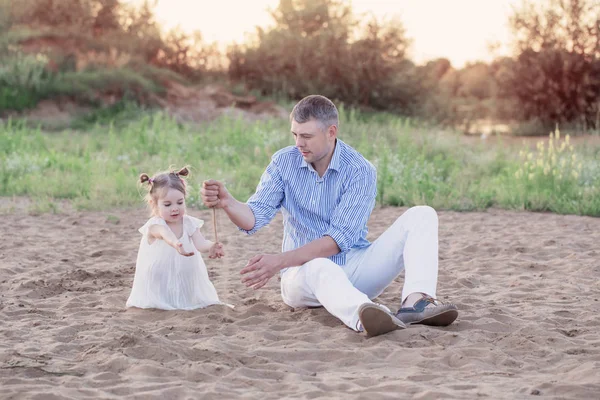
[
  {"x1": 202, "y1": 179, "x2": 256, "y2": 232},
  {"x1": 201, "y1": 180, "x2": 231, "y2": 209}
]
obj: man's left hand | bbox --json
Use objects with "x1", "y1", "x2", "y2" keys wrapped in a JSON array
[{"x1": 240, "y1": 254, "x2": 284, "y2": 290}]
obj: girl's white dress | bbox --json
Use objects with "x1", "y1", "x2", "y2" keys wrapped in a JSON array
[{"x1": 126, "y1": 215, "x2": 222, "y2": 310}]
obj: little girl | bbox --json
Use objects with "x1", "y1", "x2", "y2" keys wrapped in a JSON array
[{"x1": 126, "y1": 166, "x2": 225, "y2": 310}]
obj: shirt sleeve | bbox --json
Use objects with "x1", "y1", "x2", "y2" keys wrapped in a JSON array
[
  {"x1": 323, "y1": 166, "x2": 377, "y2": 253},
  {"x1": 239, "y1": 158, "x2": 285, "y2": 235}
]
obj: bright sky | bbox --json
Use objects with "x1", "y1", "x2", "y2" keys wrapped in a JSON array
[{"x1": 137, "y1": 0, "x2": 532, "y2": 68}]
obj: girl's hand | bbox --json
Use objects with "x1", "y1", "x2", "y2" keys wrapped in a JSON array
[
  {"x1": 174, "y1": 241, "x2": 195, "y2": 257},
  {"x1": 209, "y1": 242, "x2": 225, "y2": 259}
]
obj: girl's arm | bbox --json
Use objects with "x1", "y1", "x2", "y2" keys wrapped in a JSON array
[
  {"x1": 148, "y1": 224, "x2": 194, "y2": 257},
  {"x1": 191, "y1": 230, "x2": 225, "y2": 259}
]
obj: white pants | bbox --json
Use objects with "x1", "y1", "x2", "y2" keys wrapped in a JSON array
[{"x1": 280, "y1": 206, "x2": 439, "y2": 331}]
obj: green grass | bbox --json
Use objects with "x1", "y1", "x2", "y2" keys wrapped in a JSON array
[
  {"x1": 0, "y1": 49, "x2": 183, "y2": 114},
  {"x1": 57, "y1": 68, "x2": 163, "y2": 95},
  {"x1": 1, "y1": 110, "x2": 599, "y2": 216}
]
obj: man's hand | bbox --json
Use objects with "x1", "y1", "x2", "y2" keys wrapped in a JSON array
[
  {"x1": 240, "y1": 254, "x2": 284, "y2": 290},
  {"x1": 208, "y1": 242, "x2": 225, "y2": 259},
  {"x1": 201, "y1": 180, "x2": 231, "y2": 209}
]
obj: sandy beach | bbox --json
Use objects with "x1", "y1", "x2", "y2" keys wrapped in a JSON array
[{"x1": 1, "y1": 205, "x2": 599, "y2": 399}]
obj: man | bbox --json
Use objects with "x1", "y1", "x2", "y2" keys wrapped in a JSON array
[{"x1": 201, "y1": 95, "x2": 458, "y2": 337}]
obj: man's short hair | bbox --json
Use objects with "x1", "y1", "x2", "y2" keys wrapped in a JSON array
[{"x1": 290, "y1": 95, "x2": 339, "y2": 129}]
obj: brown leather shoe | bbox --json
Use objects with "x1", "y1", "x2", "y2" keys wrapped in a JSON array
[{"x1": 358, "y1": 303, "x2": 406, "y2": 337}]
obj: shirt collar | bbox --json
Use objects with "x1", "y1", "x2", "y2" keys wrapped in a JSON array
[{"x1": 298, "y1": 139, "x2": 342, "y2": 172}]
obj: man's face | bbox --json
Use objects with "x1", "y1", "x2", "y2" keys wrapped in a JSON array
[{"x1": 291, "y1": 118, "x2": 335, "y2": 165}]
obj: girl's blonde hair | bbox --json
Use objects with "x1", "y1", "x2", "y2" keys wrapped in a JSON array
[{"x1": 139, "y1": 166, "x2": 189, "y2": 215}]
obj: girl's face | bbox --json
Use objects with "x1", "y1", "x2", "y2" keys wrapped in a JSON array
[{"x1": 155, "y1": 188, "x2": 186, "y2": 224}]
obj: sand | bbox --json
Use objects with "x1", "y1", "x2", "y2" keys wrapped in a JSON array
[{"x1": 1, "y1": 205, "x2": 599, "y2": 399}]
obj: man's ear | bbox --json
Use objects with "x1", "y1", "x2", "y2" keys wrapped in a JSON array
[{"x1": 328, "y1": 124, "x2": 338, "y2": 139}]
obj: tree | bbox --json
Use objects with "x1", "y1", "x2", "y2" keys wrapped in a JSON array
[
  {"x1": 93, "y1": 0, "x2": 121, "y2": 36},
  {"x1": 228, "y1": 0, "x2": 414, "y2": 111},
  {"x1": 504, "y1": 0, "x2": 600, "y2": 130}
]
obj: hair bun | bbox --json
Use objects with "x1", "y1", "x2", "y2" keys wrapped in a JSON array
[
  {"x1": 140, "y1": 173, "x2": 150, "y2": 184},
  {"x1": 176, "y1": 167, "x2": 189, "y2": 177}
]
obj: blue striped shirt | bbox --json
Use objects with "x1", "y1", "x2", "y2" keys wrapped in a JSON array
[{"x1": 241, "y1": 139, "x2": 377, "y2": 265}]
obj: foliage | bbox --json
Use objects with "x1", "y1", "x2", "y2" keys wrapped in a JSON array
[
  {"x1": 3, "y1": 0, "x2": 600, "y2": 133},
  {"x1": 0, "y1": 52, "x2": 52, "y2": 111},
  {"x1": 509, "y1": 127, "x2": 588, "y2": 212},
  {"x1": 228, "y1": 0, "x2": 416, "y2": 112},
  {"x1": 500, "y1": 0, "x2": 600, "y2": 131},
  {"x1": 1, "y1": 111, "x2": 598, "y2": 216},
  {"x1": 0, "y1": 0, "x2": 221, "y2": 112}
]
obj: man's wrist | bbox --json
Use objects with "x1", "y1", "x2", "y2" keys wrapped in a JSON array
[
  {"x1": 220, "y1": 197, "x2": 233, "y2": 212},
  {"x1": 277, "y1": 253, "x2": 290, "y2": 270}
]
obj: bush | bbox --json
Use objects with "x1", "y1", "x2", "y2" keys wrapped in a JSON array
[
  {"x1": 47, "y1": 68, "x2": 164, "y2": 102},
  {"x1": 228, "y1": 0, "x2": 416, "y2": 112},
  {"x1": 0, "y1": 51, "x2": 51, "y2": 111}
]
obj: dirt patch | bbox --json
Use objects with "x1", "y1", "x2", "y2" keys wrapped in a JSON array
[
  {"x1": 152, "y1": 82, "x2": 288, "y2": 124},
  {"x1": 4, "y1": 82, "x2": 288, "y2": 127}
]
